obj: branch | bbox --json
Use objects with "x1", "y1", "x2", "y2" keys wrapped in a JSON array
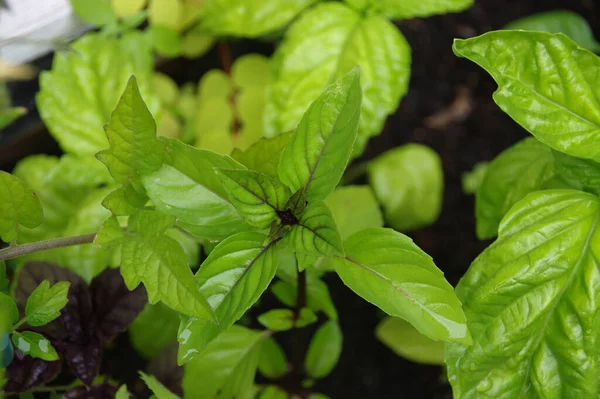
[{"x1": 0, "y1": 233, "x2": 97, "y2": 261}]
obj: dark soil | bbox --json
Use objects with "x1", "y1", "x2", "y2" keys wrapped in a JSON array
[{"x1": 2, "y1": 0, "x2": 599, "y2": 398}]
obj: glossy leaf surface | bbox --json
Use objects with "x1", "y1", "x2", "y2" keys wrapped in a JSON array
[
  {"x1": 344, "y1": 0, "x2": 473, "y2": 20},
  {"x1": 286, "y1": 202, "x2": 343, "y2": 259}
]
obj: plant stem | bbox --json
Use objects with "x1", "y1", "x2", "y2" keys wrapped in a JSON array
[
  {"x1": 0, "y1": 233, "x2": 97, "y2": 261},
  {"x1": 217, "y1": 41, "x2": 242, "y2": 141},
  {"x1": 294, "y1": 269, "x2": 307, "y2": 317},
  {"x1": 0, "y1": 384, "x2": 72, "y2": 395},
  {"x1": 290, "y1": 269, "x2": 308, "y2": 397}
]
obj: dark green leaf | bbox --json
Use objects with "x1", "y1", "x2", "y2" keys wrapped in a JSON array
[{"x1": 258, "y1": 337, "x2": 288, "y2": 379}]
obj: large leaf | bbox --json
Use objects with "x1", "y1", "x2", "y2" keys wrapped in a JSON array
[
  {"x1": 266, "y1": 2, "x2": 410, "y2": 155},
  {"x1": 37, "y1": 32, "x2": 158, "y2": 155},
  {"x1": 334, "y1": 228, "x2": 470, "y2": 344},
  {"x1": 324, "y1": 185, "x2": 383, "y2": 240},
  {"x1": 447, "y1": 190, "x2": 600, "y2": 398},
  {"x1": 0, "y1": 171, "x2": 43, "y2": 243},
  {"x1": 344, "y1": 0, "x2": 472, "y2": 20},
  {"x1": 178, "y1": 233, "x2": 282, "y2": 363},
  {"x1": 505, "y1": 10, "x2": 600, "y2": 52},
  {"x1": 141, "y1": 139, "x2": 252, "y2": 240},
  {"x1": 453, "y1": 31, "x2": 600, "y2": 162},
  {"x1": 199, "y1": 0, "x2": 317, "y2": 38},
  {"x1": 286, "y1": 201, "x2": 343, "y2": 259},
  {"x1": 278, "y1": 68, "x2": 361, "y2": 201}
]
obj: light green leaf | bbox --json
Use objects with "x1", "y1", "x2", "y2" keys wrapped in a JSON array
[
  {"x1": 165, "y1": 228, "x2": 200, "y2": 268},
  {"x1": 0, "y1": 107, "x2": 26, "y2": 130},
  {"x1": 141, "y1": 138, "x2": 252, "y2": 240},
  {"x1": 367, "y1": 144, "x2": 443, "y2": 232},
  {"x1": 183, "y1": 326, "x2": 266, "y2": 398},
  {"x1": 324, "y1": 185, "x2": 383, "y2": 240},
  {"x1": 0, "y1": 292, "x2": 18, "y2": 326},
  {"x1": 461, "y1": 162, "x2": 489, "y2": 195},
  {"x1": 552, "y1": 150, "x2": 600, "y2": 196},
  {"x1": 70, "y1": 0, "x2": 117, "y2": 25},
  {"x1": 152, "y1": 72, "x2": 179, "y2": 106},
  {"x1": 232, "y1": 54, "x2": 270, "y2": 90},
  {"x1": 178, "y1": 233, "x2": 282, "y2": 363},
  {"x1": 271, "y1": 276, "x2": 338, "y2": 321},
  {"x1": 0, "y1": 171, "x2": 43, "y2": 243},
  {"x1": 375, "y1": 316, "x2": 445, "y2": 365},
  {"x1": 215, "y1": 169, "x2": 292, "y2": 229},
  {"x1": 334, "y1": 228, "x2": 470, "y2": 344},
  {"x1": 119, "y1": 210, "x2": 215, "y2": 321},
  {"x1": 266, "y1": 2, "x2": 410, "y2": 156},
  {"x1": 140, "y1": 372, "x2": 181, "y2": 399},
  {"x1": 97, "y1": 76, "x2": 165, "y2": 187},
  {"x1": 11, "y1": 331, "x2": 58, "y2": 361},
  {"x1": 181, "y1": 30, "x2": 214, "y2": 59},
  {"x1": 37, "y1": 32, "x2": 158, "y2": 155},
  {"x1": 305, "y1": 321, "x2": 342, "y2": 379},
  {"x1": 25, "y1": 281, "x2": 70, "y2": 327},
  {"x1": 278, "y1": 68, "x2": 361, "y2": 201},
  {"x1": 102, "y1": 184, "x2": 148, "y2": 216},
  {"x1": 446, "y1": 190, "x2": 600, "y2": 398},
  {"x1": 286, "y1": 202, "x2": 343, "y2": 260},
  {"x1": 115, "y1": 384, "x2": 130, "y2": 399},
  {"x1": 258, "y1": 309, "x2": 295, "y2": 331},
  {"x1": 258, "y1": 336, "x2": 288, "y2": 379},
  {"x1": 453, "y1": 31, "x2": 600, "y2": 162},
  {"x1": 111, "y1": 0, "x2": 147, "y2": 18},
  {"x1": 505, "y1": 10, "x2": 600, "y2": 52},
  {"x1": 149, "y1": 26, "x2": 182, "y2": 58},
  {"x1": 129, "y1": 303, "x2": 180, "y2": 359},
  {"x1": 199, "y1": 0, "x2": 318, "y2": 38},
  {"x1": 94, "y1": 216, "x2": 125, "y2": 248},
  {"x1": 148, "y1": 0, "x2": 182, "y2": 29},
  {"x1": 259, "y1": 386, "x2": 287, "y2": 399},
  {"x1": 344, "y1": 0, "x2": 473, "y2": 20},
  {"x1": 231, "y1": 132, "x2": 292, "y2": 177}
]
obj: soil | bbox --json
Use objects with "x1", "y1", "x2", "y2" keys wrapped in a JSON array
[{"x1": 2, "y1": 0, "x2": 600, "y2": 398}]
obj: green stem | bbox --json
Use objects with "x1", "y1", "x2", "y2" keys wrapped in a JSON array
[{"x1": 0, "y1": 233, "x2": 97, "y2": 261}]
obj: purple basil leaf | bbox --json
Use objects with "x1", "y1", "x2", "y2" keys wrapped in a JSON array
[
  {"x1": 4, "y1": 349, "x2": 62, "y2": 392},
  {"x1": 62, "y1": 382, "x2": 119, "y2": 399},
  {"x1": 147, "y1": 343, "x2": 183, "y2": 396},
  {"x1": 61, "y1": 281, "x2": 95, "y2": 344},
  {"x1": 65, "y1": 336, "x2": 103, "y2": 386},
  {"x1": 90, "y1": 268, "x2": 147, "y2": 343}
]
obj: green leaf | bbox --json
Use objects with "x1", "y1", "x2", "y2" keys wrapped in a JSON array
[
  {"x1": 271, "y1": 276, "x2": 338, "y2": 321},
  {"x1": 286, "y1": 202, "x2": 343, "y2": 260},
  {"x1": 181, "y1": 30, "x2": 214, "y2": 59},
  {"x1": 231, "y1": 54, "x2": 270, "y2": 90},
  {"x1": 102, "y1": 184, "x2": 148, "y2": 216},
  {"x1": 199, "y1": 0, "x2": 318, "y2": 38},
  {"x1": 258, "y1": 336, "x2": 288, "y2": 379},
  {"x1": 446, "y1": 190, "x2": 600, "y2": 398},
  {"x1": 97, "y1": 76, "x2": 165, "y2": 187},
  {"x1": 119, "y1": 210, "x2": 215, "y2": 321},
  {"x1": 231, "y1": 132, "x2": 292, "y2": 177},
  {"x1": 0, "y1": 171, "x2": 43, "y2": 243},
  {"x1": 215, "y1": 169, "x2": 292, "y2": 229},
  {"x1": 129, "y1": 303, "x2": 180, "y2": 359},
  {"x1": 266, "y1": 2, "x2": 410, "y2": 156},
  {"x1": 0, "y1": 107, "x2": 26, "y2": 130},
  {"x1": 552, "y1": 150, "x2": 600, "y2": 196},
  {"x1": 453, "y1": 31, "x2": 600, "y2": 162},
  {"x1": 183, "y1": 326, "x2": 266, "y2": 398},
  {"x1": 140, "y1": 372, "x2": 181, "y2": 399},
  {"x1": 334, "y1": 228, "x2": 470, "y2": 344},
  {"x1": 375, "y1": 316, "x2": 445, "y2": 365},
  {"x1": 305, "y1": 321, "x2": 342, "y2": 379},
  {"x1": 505, "y1": 10, "x2": 600, "y2": 52},
  {"x1": 258, "y1": 309, "x2": 295, "y2": 331},
  {"x1": 324, "y1": 185, "x2": 383, "y2": 240},
  {"x1": 277, "y1": 68, "x2": 361, "y2": 201},
  {"x1": 141, "y1": 138, "x2": 252, "y2": 240},
  {"x1": 94, "y1": 216, "x2": 125, "y2": 248},
  {"x1": 148, "y1": 0, "x2": 181, "y2": 29},
  {"x1": 111, "y1": 0, "x2": 147, "y2": 18},
  {"x1": 0, "y1": 292, "x2": 18, "y2": 327},
  {"x1": 115, "y1": 384, "x2": 130, "y2": 399},
  {"x1": 367, "y1": 144, "x2": 443, "y2": 232},
  {"x1": 461, "y1": 162, "x2": 489, "y2": 195},
  {"x1": 149, "y1": 26, "x2": 182, "y2": 58},
  {"x1": 11, "y1": 331, "x2": 58, "y2": 361},
  {"x1": 178, "y1": 233, "x2": 282, "y2": 363},
  {"x1": 25, "y1": 281, "x2": 70, "y2": 327},
  {"x1": 37, "y1": 32, "x2": 158, "y2": 155},
  {"x1": 259, "y1": 386, "x2": 287, "y2": 399},
  {"x1": 344, "y1": 0, "x2": 473, "y2": 20},
  {"x1": 70, "y1": 0, "x2": 117, "y2": 25}
]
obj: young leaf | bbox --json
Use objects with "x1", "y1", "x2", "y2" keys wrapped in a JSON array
[
  {"x1": 375, "y1": 317, "x2": 445, "y2": 365},
  {"x1": 258, "y1": 336, "x2": 288, "y2": 380},
  {"x1": 70, "y1": 0, "x2": 117, "y2": 25},
  {"x1": 447, "y1": 190, "x2": 600, "y2": 398},
  {"x1": 324, "y1": 185, "x2": 383, "y2": 240},
  {"x1": 231, "y1": 132, "x2": 292, "y2": 177},
  {"x1": 37, "y1": 32, "x2": 158, "y2": 155},
  {"x1": 260, "y1": 386, "x2": 288, "y2": 399},
  {"x1": 278, "y1": 68, "x2": 361, "y2": 201},
  {"x1": 461, "y1": 162, "x2": 488, "y2": 195},
  {"x1": 102, "y1": 184, "x2": 148, "y2": 216},
  {"x1": 140, "y1": 372, "x2": 181, "y2": 399},
  {"x1": 0, "y1": 171, "x2": 43, "y2": 243},
  {"x1": 505, "y1": 10, "x2": 600, "y2": 52},
  {"x1": 258, "y1": 309, "x2": 296, "y2": 332},
  {"x1": 215, "y1": 169, "x2": 292, "y2": 229},
  {"x1": 199, "y1": 0, "x2": 317, "y2": 38},
  {"x1": 25, "y1": 281, "x2": 70, "y2": 327},
  {"x1": 11, "y1": 332, "x2": 58, "y2": 361},
  {"x1": 266, "y1": 2, "x2": 410, "y2": 156},
  {"x1": 368, "y1": 144, "x2": 443, "y2": 232},
  {"x1": 129, "y1": 303, "x2": 179, "y2": 359},
  {"x1": 286, "y1": 202, "x2": 343, "y2": 260},
  {"x1": 305, "y1": 321, "x2": 342, "y2": 379},
  {"x1": 453, "y1": 31, "x2": 600, "y2": 162},
  {"x1": 334, "y1": 228, "x2": 470, "y2": 344},
  {"x1": 271, "y1": 276, "x2": 338, "y2": 321}
]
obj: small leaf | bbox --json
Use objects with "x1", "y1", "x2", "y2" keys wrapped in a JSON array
[
  {"x1": 0, "y1": 292, "x2": 18, "y2": 327},
  {"x1": 375, "y1": 317, "x2": 445, "y2": 365},
  {"x1": 216, "y1": 169, "x2": 292, "y2": 229},
  {"x1": 278, "y1": 68, "x2": 361, "y2": 202},
  {"x1": 257, "y1": 309, "x2": 293, "y2": 332},
  {"x1": 71, "y1": 0, "x2": 117, "y2": 25},
  {"x1": 25, "y1": 281, "x2": 70, "y2": 327},
  {"x1": 115, "y1": 385, "x2": 130, "y2": 399},
  {"x1": 259, "y1": 386, "x2": 288, "y2": 399},
  {"x1": 231, "y1": 132, "x2": 292, "y2": 177},
  {"x1": 258, "y1": 336, "x2": 288, "y2": 379},
  {"x1": 271, "y1": 276, "x2": 338, "y2": 321},
  {"x1": 130, "y1": 303, "x2": 179, "y2": 359},
  {"x1": 149, "y1": 26, "x2": 182, "y2": 58},
  {"x1": 367, "y1": 144, "x2": 443, "y2": 232},
  {"x1": 11, "y1": 332, "x2": 58, "y2": 361},
  {"x1": 461, "y1": 162, "x2": 488, "y2": 195},
  {"x1": 305, "y1": 321, "x2": 342, "y2": 379},
  {"x1": 0, "y1": 171, "x2": 43, "y2": 243},
  {"x1": 296, "y1": 308, "x2": 318, "y2": 328},
  {"x1": 344, "y1": 0, "x2": 473, "y2": 20},
  {"x1": 4, "y1": 351, "x2": 62, "y2": 393},
  {"x1": 140, "y1": 372, "x2": 181, "y2": 399},
  {"x1": 334, "y1": 228, "x2": 470, "y2": 344},
  {"x1": 324, "y1": 185, "x2": 383, "y2": 240},
  {"x1": 148, "y1": 0, "x2": 182, "y2": 29},
  {"x1": 286, "y1": 202, "x2": 343, "y2": 259}
]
